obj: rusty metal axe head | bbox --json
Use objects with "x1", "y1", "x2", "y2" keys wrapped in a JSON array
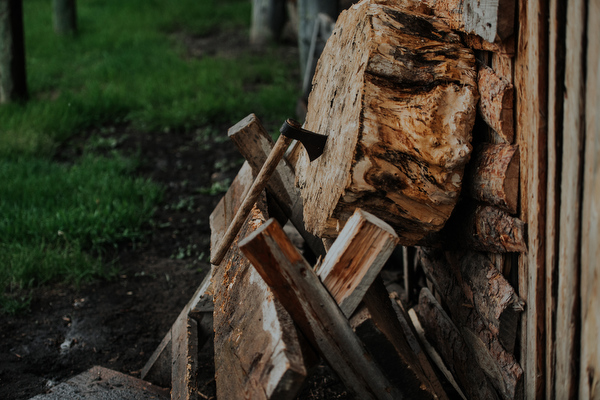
[{"x1": 280, "y1": 119, "x2": 328, "y2": 162}]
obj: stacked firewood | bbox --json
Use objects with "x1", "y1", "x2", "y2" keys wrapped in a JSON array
[{"x1": 140, "y1": 1, "x2": 526, "y2": 399}]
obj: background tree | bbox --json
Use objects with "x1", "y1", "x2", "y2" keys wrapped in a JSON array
[
  {"x1": 0, "y1": 0, "x2": 28, "y2": 103},
  {"x1": 53, "y1": 0, "x2": 77, "y2": 35}
]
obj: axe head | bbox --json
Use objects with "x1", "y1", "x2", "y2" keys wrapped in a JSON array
[{"x1": 280, "y1": 119, "x2": 328, "y2": 162}]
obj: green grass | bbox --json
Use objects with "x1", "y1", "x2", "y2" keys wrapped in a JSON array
[{"x1": 0, "y1": 0, "x2": 299, "y2": 312}]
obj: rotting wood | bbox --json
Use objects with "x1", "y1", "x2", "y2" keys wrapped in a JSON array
[
  {"x1": 515, "y1": 0, "x2": 548, "y2": 398},
  {"x1": 239, "y1": 218, "x2": 401, "y2": 400},
  {"x1": 227, "y1": 113, "x2": 325, "y2": 256},
  {"x1": 314, "y1": 208, "x2": 399, "y2": 317},
  {"x1": 413, "y1": 288, "x2": 500, "y2": 400},
  {"x1": 579, "y1": 3, "x2": 600, "y2": 395},
  {"x1": 458, "y1": 252, "x2": 524, "y2": 354},
  {"x1": 445, "y1": 203, "x2": 527, "y2": 253},
  {"x1": 419, "y1": 248, "x2": 524, "y2": 400},
  {"x1": 421, "y1": 0, "x2": 515, "y2": 43},
  {"x1": 478, "y1": 65, "x2": 515, "y2": 144},
  {"x1": 210, "y1": 167, "x2": 307, "y2": 400},
  {"x1": 466, "y1": 144, "x2": 519, "y2": 214},
  {"x1": 295, "y1": 0, "x2": 478, "y2": 243}
]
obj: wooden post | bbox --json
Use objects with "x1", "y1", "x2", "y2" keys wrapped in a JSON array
[
  {"x1": 53, "y1": 0, "x2": 77, "y2": 35},
  {"x1": 515, "y1": 0, "x2": 548, "y2": 398},
  {"x1": 239, "y1": 218, "x2": 402, "y2": 400},
  {"x1": 579, "y1": 1, "x2": 600, "y2": 395},
  {"x1": 0, "y1": 0, "x2": 27, "y2": 103},
  {"x1": 250, "y1": 0, "x2": 286, "y2": 45}
]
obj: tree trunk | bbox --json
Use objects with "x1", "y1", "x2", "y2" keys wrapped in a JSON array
[
  {"x1": 295, "y1": 0, "x2": 478, "y2": 244},
  {"x1": 250, "y1": 0, "x2": 286, "y2": 45},
  {"x1": 53, "y1": 0, "x2": 77, "y2": 35},
  {"x1": 0, "y1": 0, "x2": 28, "y2": 103}
]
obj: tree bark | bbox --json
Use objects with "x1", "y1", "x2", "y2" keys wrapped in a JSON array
[
  {"x1": 465, "y1": 144, "x2": 520, "y2": 213},
  {"x1": 53, "y1": 0, "x2": 77, "y2": 35},
  {"x1": 0, "y1": 0, "x2": 28, "y2": 103},
  {"x1": 296, "y1": 1, "x2": 478, "y2": 244}
]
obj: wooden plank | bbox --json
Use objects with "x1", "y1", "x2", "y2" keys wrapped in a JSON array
[
  {"x1": 422, "y1": 0, "x2": 515, "y2": 43},
  {"x1": 515, "y1": 1, "x2": 548, "y2": 397},
  {"x1": 555, "y1": 0, "x2": 586, "y2": 397},
  {"x1": 478, "y1": 65, "x2": 515, "y2": 144},
  {"x1": 210, "y1": 168, "x2": 307, "y2": 400},
  {"x1": 465, "y1": 144, "x2": 519, "y2": 213},
  {"x1": 315, "y1": 208, "x2": 399, "y2": 317},
  {"x1": 545, "y1": 0, "x2": 567, "y2": 397},
  {"x1": 239, "y1": 218, "x2": 401, "y2": 400},
  {"x1": 227, "y1": 113, "x2": 326, "y2": 256},
  {"x1": 419, "y1": 248, "x2": 524, "y2": 400},
  {"x1": 296, "y1": 0, "x2": 478, "y2": 243},
  {"x1": 413, "y1": 288, "x2": 500, "y2": 400},
  {"x1": 579, "y1": 2, "x2": 600, "y2": 396}
]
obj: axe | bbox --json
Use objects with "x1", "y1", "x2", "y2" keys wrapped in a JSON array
[{"x1": 210, "y1": 119, "x2": 327, "y2": 265}]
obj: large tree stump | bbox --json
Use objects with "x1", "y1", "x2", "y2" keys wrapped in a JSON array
[{"x1": 295, "y1": 0, "x2": 478, "y2": 244}]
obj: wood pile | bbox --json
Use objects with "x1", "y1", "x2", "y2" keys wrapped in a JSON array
[{"x1": 140, "y1": 0, "x2": 535, "y2": 399}]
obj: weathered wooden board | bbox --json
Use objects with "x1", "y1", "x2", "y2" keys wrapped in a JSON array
[
  {"x1": 515, "y1": 0, "x2": 548, "y2": 398},
  {"x1": 421, "y1": 0, "x2": 515, "y2": 43},
  {"x1": 211, "y1": 164, "x2": 307, "y2": 400},
  {"x1": 478, "y1": 65, "x2": 515, "y2": 144},
  {"x1": 315, "y1": 208, "x2": 398, "y2": 317},
  {"x1": 239, "y1": 218, "x2": 401, "y2": 400},
  {"x1": 555, "y1": 0, "x2": 586, "y2": 398},
  {"x1": 579, "y1": 1, "x2": 600, "y2": 396},
  {"x1": 419, "y1": 248, "x2": 523, "y2": 400},
  {"x1": 466, "y1": 144, "x2": 519, "y2": 214},
  {"x1": 413, "y1": 288, "x2": 499, "y2": 400},
  {"x1": 295, "y1": 0, "x2": 478, "y2": 244}
]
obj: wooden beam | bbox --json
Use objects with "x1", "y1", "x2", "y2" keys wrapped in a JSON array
[
  {"x1": 579, "y1": 1, "x2": 600, "y2": 396},
  {"x1": 227, "y1": 113, "x2": 325, "y2": 256},
  {"x1": 413, "y1": 288, "x2": 500, "y2": 400},
  {"x1": 555, "y1": 0, "x2": 586, "y2": 397},
  {"x1": 296, "y1": 0, "x2": 478, "y2": 243},
  {"x1": 239, "y1": 218, "x2": 402, "y2": 400},
  {"x1": 210, "y1": 165, "x2": 308, "y2": 400},
  {"x1": 465, "y1": 144, "x2": 520, "y2": 213},
  {"x1": 478, "y1": 65, "x2": 515, "y2": 144},
  {"x1": 315, "y1": 208, "x2": 399, "y2": 317}
]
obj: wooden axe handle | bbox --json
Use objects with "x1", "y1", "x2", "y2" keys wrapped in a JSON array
[{"x1": 210, "y1": 134, "x2": 294, "y2": 265}]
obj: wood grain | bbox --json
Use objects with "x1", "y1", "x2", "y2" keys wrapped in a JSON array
[
  {"x1": 295, "y1": 0, "x2": 478, "y2": 243},
  {"x1": 478, "y1": 65, "x2": 515, "y2": 144}
]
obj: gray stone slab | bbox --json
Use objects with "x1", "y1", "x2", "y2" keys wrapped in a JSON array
[{"x1": 30, "y1": 366, "x2": 169, "y2": 400}]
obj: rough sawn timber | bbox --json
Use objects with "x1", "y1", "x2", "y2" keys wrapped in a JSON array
[
  {"x1": 210, "y1": 164, "x2": 307, "y2": 400},
  {"x1": 239, "y1": 219, "x2": 401, "y2": 400},
  {"x1": 295, "y1": 0, "x2": 478, "y2": 244}
]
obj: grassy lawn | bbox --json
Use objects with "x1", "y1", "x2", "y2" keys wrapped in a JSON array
[{"x1": 0, "y1": 0, "x2": 299, "y2": 312}]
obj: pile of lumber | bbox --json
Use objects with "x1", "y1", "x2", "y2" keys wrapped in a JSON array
[{"x1": 141, "y1": 0, "x2": 529, "y2": 399}]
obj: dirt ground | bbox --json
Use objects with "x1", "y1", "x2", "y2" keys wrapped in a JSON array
[{"x1": 0, "y1": 32, "x2": 349, "y2": 400}]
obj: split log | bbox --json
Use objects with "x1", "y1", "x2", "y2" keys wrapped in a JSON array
[
  {"x1": 227, "y1": 113, "x2": 325, "y2": 256},
  {"x1": 295, "y1": 0, "x2": 478, "y2": 244},
  {"x1": 445, "y1": 203, "x2": 527, "y2": 253},
  {"x1": 465, "y1": 144, "x2": 519, "y2": 213},
  {"x1": 457, "y1": 252, "x2": 524, "y2": 354},
  {"x1": 478, "y1": 65, "x2": 515, "y2": 144},
  {"x1": 421, "y1": 0, "x2": 515, "y2": 43},
  {"x1": 211, "y1": 167, "x2": 308, "y2": 400},
  {"x1": 315, "y1": 208, "x2": 399, "y2": 317},
  {"x1": 239, "y1": 218, "x2": 402, "y2": 400},
  {"x1": 414, "y1": 288, "x2": 500, "y2": 400},
  {"x1": 419, "y1": 248, "x2": 524, "y2": 400}
]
